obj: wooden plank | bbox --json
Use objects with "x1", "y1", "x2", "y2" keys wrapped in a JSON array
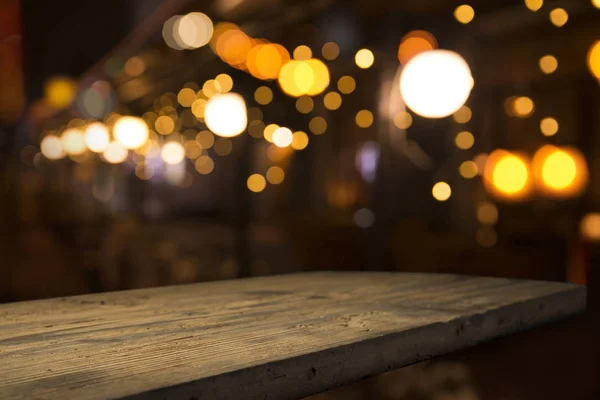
[{"x1": 0, "y1": 272, "x2": 586, "y2": 400}]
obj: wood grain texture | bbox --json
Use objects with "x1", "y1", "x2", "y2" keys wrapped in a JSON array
[{"x1": 0, "y1": 272, "x2": 586, "y2": 400}]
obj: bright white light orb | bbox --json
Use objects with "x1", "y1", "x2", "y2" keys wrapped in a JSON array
[
  {"x1": 400, "y1": 50, "x2": 474, "y2": 118},
  {"x1": 84, "y1": 123, "x2": 110, "y2": 153},
  {"x1": 161, "y1": 142, "x2": 186, "y2": 165},
  {"x1": 41, "y1": 135, "x2": 65, "y2": 160},
  {"x1": 61, "y1": 128, "x2": 87, "y2": 155},
  {"x1": 204, "y1": 93, "x2": 247, "y2": 138},
  {"x1": 103, "y1": 141, "x2": 129, "y2": 164},
  {"x1": 113, "y1": 116, "x2": 149, "y2": 149},
  {"x1": 272, "y1": 127, "x2": 293, "y2": 148}
]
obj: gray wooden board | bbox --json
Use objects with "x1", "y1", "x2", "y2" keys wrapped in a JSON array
[{"x1": 0, "y1": 272, "x2": 586, "y2": 400}]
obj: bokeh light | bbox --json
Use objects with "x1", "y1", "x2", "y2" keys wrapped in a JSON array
[
  {"x1": 296, "y1": 96, "x2": 314, "y2": 114},
  {"x1": 549, "y1": 8, "x2": 568, "y2": 27},
  {"x1": 400, "y1": 50, "x2": 473, "y2": 118},
  {"x1": 323, "y1": 91, "x2": 342, "y2": 110},
  {"x1": 178, "y1": 12, "x2": 214, "y2": 49},
  {"x1": 455, "y1": 131, "x2": 475, "y2": 150},
  {"x1": 322, "y1": 42, "x2": 340, "y2": 60},
  {"x1": 587, "y1": 41, "x2": 600, "y2": 80},
  {"x1": 184, "y1": 140, "x2": 203, "y2": 159},
  {"x1": 178, "y1": 88, "x2": 197, "y2": 107},
  {"x1": 44, "y1": 76, "x2": 77, "y2": 109},
  {"x1": 355, "y1": 110, "x2": 374, "y2": 128},
  {"x1": 532, "y1": 145, "x2": 588, "y2": 197},
  {"x1": 291, "y1": 131, "x2": 309, "y2": 150},
  {"x1": 432, "y1": 182, "x2": 451, "y2": 201},
  {"x1": 476, "y1": 226, "x2": 497, "y2": 247},
  {"x1": 247, "y1": 174, "x2": 267, "y2": 192},
  {"x1": 453, "y1": 106, "x2": 472, "y2": 124},
  {"x1": 215, "y1": 74, "x2": 233, "y2": 92},
  {"x1": 354, "y1": 208, "x2": 375, "y2": 228},
  {"x1": 135, "y1": 162, "x2": 155, "y2": 180},
  {"x1": 337, "y1": 76, "x2": 356, "y2": 94},
  {"x1": 196, "y1": 130, "x2": 215, "y2": 148},
  {"x1": 161, "y1": 141, "x2": 185, "y2": 165},
  {"x1": 278, "y1": 59, "x2": 330, "y2": 97},
  {"x1": 454, "y1": 5, "x2": 475, "y2": 24},
  {"x1": 214, "y1": 138, "x2": 233, "y2": 156},
  {"x1": 477, "y1": 202, "x2": 499, "y2": 225},
  {"x1": 204, "y1": 93, "x2": 247, "y2": 137},
  {"x1": 293, "y1": 45, "x2": 312, "y2": 60},
  {"x1": 398, "y1": 31, "x2": 438, "y2": 65},
  {"x1": 124, "y1": 57, "x2": 146, "y2": 77},
  {"x1": 525, "y1": 0, "x2": 543, "y2": 12},
  {"x1": 309, "y1": 117, "x2": 327, "y2": 135},
  {"x1": 248, "y1": 120, "x2": 266, "y2": 138},
  {"x1": 195, "y1": 155, "x2": 215, "y2": 174},
  {"x1": 254, "y1": 86, "x2": 273, "y2": 105},
  {"x1": 61, "y1": 128, "x2": 86, "y2": 155},
  {"x1": 266, "y1": 166, "x2": 285, "y2": 184},
  {"x1": 512, "y1": 96, "x2": 535, "y2": 118},
  {"x1": 84, "y1": 123, "x2": 110, "y2": 153},
  {"x1": 459, "y1": 160, "x2": 478, "y2": 178},
  {"x1": 484, "y1": 150, "x2": 531, "y2": 200},
  {"x1": 594, "y1": 0, "x2": 600, "y2": 9},
  {"x1": 263, "y1": 124, "x2": 279, "y2": 142},
  {"x1": 40, "y1": 135, "x2": 64, "y2": 160},
  {"x1": 272, "y1": 127, "x2": 293, "y2": 148},
  {"x1": 114, "y1": 116, "x2": 149, "y2": 149},
  {"x1": 394, "y1": 111, "x2": 413, "y2": 129},
  {"x1": 580, "y1": 213, "x2": 600, "y2": 241},
  {"x1": 539, "y1": 55, "x2": 558, "y2": 74},
  {"x1": 355, "y1": 49, "x2": 374, "y2": 69},
  {"x1": 247, "y1": 44, "x2": 290, "y2": 80},
  {"x1": 540, "y1": 117, "x2": 559, "y2": 136},
  {"x1": 155, "y1": 115, "x2": 175, "y2": 135},
  {"x1": 203, "y1": 79, "x2": 222, "y2": 98},
  {"x1": 103, "y1": 141, "x2": 129, "y2": 164}
]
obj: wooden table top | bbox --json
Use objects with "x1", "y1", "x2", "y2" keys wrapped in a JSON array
[{"x1": 0, "y1": 272, "x2": 586, "y2": 400}]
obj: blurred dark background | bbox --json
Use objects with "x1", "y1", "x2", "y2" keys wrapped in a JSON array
[{"x1": 1, "y1": 0, "x2": 600, "y2": 398}]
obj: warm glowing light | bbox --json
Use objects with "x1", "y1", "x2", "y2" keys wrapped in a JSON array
[
  {"x1": 305, "y1": 59, "x2": 330, "y2": 96},
  {"x1": 254, "y1": 86, "x2": 273, "y2": 105},
  {"x1": 203, "y1": 79, "x2": 222, "y2": 98},
  {"x1": 155, "y1": 115, "x2": 175, "y2": 135},
  {"x1": 247, "y1": 174, "x2": 267, "y2": 192},
  {"x1": 178, "y1": 88, "x2": 197, "y2": 107},
  {"x1": 293, "y1": 45, "x2": 312, "y2": 60},
  {"x1": 587, "y1": 41, "x2": 600, "y2": 80},
  {"x1": 484, "y1": 150, "x2": 531, "y2": 200},
  {"x1": 184, "y1": 140, "x2": 203, "y2": 159},
  {"x1": 549, "y1": 8, "x2": 568, "y2": 27},
  {"x1": 454, "y1": 5, "x2": 475, "y2": 24},
  {"x1": 44, "y1": 77, "x2": 76, "y2": 109},
  {"x1": 400, "y1": 50, "x2": 473, "y2": 118},
  {"x1": 84, "y1": 123, "x2": 110, "y2": 153},
  {"x1": 214, "y1": 138, "x2": 233, "y2": 156},
  {"x1": 432, "y1": 182, "x2": 451, "y2": 201},
  {"x1": 355, "y1": 49, "x2": 374, "y2": 69},
  {"x1": 195, "y1": 155, "x2": 214, "y2": 174},
  {"x1": 291, "y1": 131, "x2": 309, "y2": 150},
  {"x1": 178, "y1": 12, "x2": 214, "y2": 49},
  {"x1": 355, "y1": 110, "x2": 374, "y2": 128},
  {"x1": 103, "y1": 141, "x2": 129, "y2": 164},
  {"x1": 474, "y1": 153, "x2": 488, "y2": 174},
  {"x1": 540, "y1": 117, "x2": 559, "y2": 136},
  {"x1": 61, "y1": 128, "x2": 86, "y2": 155},
  {"x1": 266, "y1": 166, "x2": 285, "y2": 184},
  {"x1": 309, "y1": 117, "x2": 327, "y2": 135},
  {"x1": 191, "y1": 99, "x2": 207, "y2": 119},
  {"x1": 453, "y1": 106, "x2": 472, "y2": 124},
  {"x1": 476, "y1": 226, "x2": 497, "y2": 247},
  {"x1": 338, "y1": 76, "x2": 356, "y2": 94},
  {"x1": 272, "y1": 127, "x2": 293, "y2": 148},
  {"x1": 394, "y1": 111, "x2": 413, "y2": 129},
  {"x1": 323, "y1": 91, "x2": 342, "y2": 110},
  {"x1": 525, "y1": 0, "x2": 543, "y2": 12},
  {"x1": 322, "y1": 42, "x2": 340, "y2": 60},
  {"x1": 124, "y1": 57, "x2": 146, "y2": 77},
  {"x1": 247, "y1": 44, "x2": 290, "y2": 80},
  {"x1": 248, "y1": 120, "x2": 266, "y2": 138},
  {"x1": 539, "y1": 55, "x2": 558, "y2": 74},
  {"x1": 161, "y1": 141, "x2": 185, "y2": 165},
  {"x1": 114, "y1": 116, "x2": 149, "y2": 149},
  {"x1": 581, "y1": 213, "x2": 600, "y2": 241},
  {"x1": 455, "y1": 131, "x2": 475, "y2": 150},
  {"x1": 204, "y1": 93, "x2": 247, "y2": 137},
  {"x1": 532, "y1": 145, "x2": 588, "y2": 197},
  {"x1": 477, "y1": 202, "x2": 498, "y2": 225},
  {"x1": 215, "y1": 74, "x2": 233, "y2": 92},
  {"x1": 398, "y1": 31, "x2": 438, "y2": 65},
  {"x1": 40, "y1": 135, "x2": 64, "y2": 160},
  {"x1": 263, "y1": 124, "x2": 279, "y2": 142},
  {"x1": 296, "y1": 96, "x2": 314, "y2": 114},
  {"x1": 278, "y1": 59, "x2": 330, "y2": 97},
  {"x1": 215, "y1": 26, "x2": 251, "y2": 65},
  {"x1": 512, "y1": 96, "x2": 535, "y2": 118},
  {"x1": 459, "y1": 160, "x2": 478, "y2": 178},
  {"x1": 593, "y1": 0, "x2": 600, "y2": 9},
  {"x1": 196, "y1": 130, "x2": 215, "y2": 148}
]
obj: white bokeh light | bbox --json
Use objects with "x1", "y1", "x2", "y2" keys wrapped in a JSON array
[
  {"x1": 161, "y1": 142, "x2": 186, "y2": 165},
  {"x1": 84, "y1": 122, "x2": 110, "y2": 153},
  {"x1": 272, "y1": 127, "x2": 293, "y2": 148},
  {"x1": 204, "y1": 93, "x2": 247, "y2": 138},
  {"x1": 399, "y1": 50, "x2": 473, "y2": 118},
  {"x1": 113, "y1": 116, "x2": 149, "y2": 149}
]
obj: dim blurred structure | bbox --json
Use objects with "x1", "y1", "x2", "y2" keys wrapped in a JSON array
[{"x1": 2, "y1": 0, "x2": 600, "y2": 398}]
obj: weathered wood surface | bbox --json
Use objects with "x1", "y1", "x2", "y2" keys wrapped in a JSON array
[{"x1": 0, "y1": 272, "x2": 586, "y2": 400}]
